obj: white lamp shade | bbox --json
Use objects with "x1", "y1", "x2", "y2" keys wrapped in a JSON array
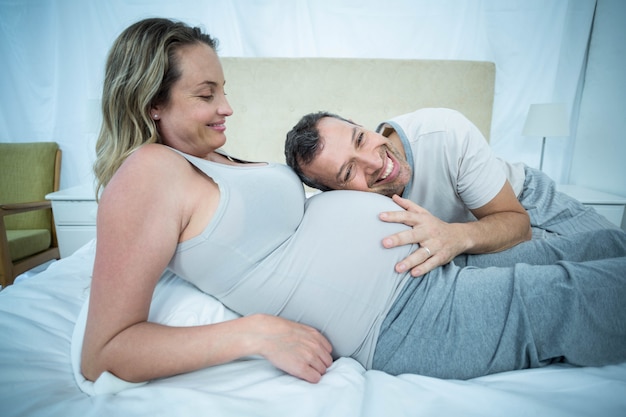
[{"x1": 522, "y1": 103, "x2": 570, "y2": 137}]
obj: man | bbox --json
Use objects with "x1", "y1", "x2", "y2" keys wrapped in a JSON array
[{"x1": 285, "y1": 108, "x2": 620, "y2": 276}]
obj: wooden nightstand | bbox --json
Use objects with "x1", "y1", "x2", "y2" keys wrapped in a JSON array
[
  {"x1": 46, "y1": 184, "x2": 98, "y2": 258},
  {"x1": 556, "y1": 184, "x2": 626, "y2": 230}
]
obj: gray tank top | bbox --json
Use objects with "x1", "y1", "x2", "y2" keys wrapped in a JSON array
[{"x1": 168, "y1": 150, "x2": 414, "y2": 368}]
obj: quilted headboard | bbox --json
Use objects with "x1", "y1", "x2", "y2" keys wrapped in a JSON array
[{"x1": 220, "y1": 57, "x2": 496, "y2": 164}]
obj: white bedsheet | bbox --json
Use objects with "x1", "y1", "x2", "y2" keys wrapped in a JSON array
[{"x1": 1, "y1": 240, "x2": 626, "y2": 417}]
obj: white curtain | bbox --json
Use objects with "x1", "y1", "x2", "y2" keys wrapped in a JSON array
[{"x1": 0, "y1": 0, "x2": 596, "y2": 188}]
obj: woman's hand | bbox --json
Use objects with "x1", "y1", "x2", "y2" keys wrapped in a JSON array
[{"x1": 250, "y1": 314, "x2": 333, "y2": 383}]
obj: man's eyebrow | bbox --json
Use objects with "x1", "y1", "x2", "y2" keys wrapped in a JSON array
[{"x1": 334, "y1": 126, "x2": 358, "y2": 185}]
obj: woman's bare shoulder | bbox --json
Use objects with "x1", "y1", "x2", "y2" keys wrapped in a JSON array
[
  {"x1": 118, "y1": 144, "x2": 195, "y2": 182},
  {"x1": 101, "y1": 144, "x2": 195, "y2": 202},
  {"x1": 128, "y1": 143, "x2": 187, "y2": 167}
]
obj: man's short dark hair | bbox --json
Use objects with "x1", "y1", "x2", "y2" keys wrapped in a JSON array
[{"x1": 284, "y1": 111, "x2": 353, "y2": 191}]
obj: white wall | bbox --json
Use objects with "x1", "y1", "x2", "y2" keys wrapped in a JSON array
[{"x1": 569, "y1": 0, "x2": 626, "y2": 196}]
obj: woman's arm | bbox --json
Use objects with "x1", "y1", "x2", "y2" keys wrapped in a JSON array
[{"x1": 81, "y1": 145, "x2": 332, "y2": 383}]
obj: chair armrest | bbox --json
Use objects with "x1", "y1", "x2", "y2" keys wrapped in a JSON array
[{"x1": 0, "y1": 201, "x2": 52, "y2": 217}]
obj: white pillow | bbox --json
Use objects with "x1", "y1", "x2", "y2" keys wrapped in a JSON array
[{"x1": 71, "y1": 271, "x2": 240, "y2": 395}]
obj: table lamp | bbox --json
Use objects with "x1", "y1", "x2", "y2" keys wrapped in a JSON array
[{"x1": 522, "y1": 103, "x2": 570, "y2": 170}]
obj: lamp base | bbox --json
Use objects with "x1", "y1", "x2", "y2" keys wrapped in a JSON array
[{"x1": 539, "y1": 136, "x2": 546, "y2": 171}]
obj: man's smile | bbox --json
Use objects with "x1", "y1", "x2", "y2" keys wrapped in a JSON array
[{"x1": 374, "y1": 151, "x2": 398, "y2": 185}]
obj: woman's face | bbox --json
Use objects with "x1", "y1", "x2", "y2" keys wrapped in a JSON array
[{"x1": 152, "y1": 42, "x2": 233, "y2": 158}]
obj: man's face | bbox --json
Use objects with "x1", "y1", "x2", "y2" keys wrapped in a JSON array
[{"x1": 302, "y1": 117, "x2": 412, "y2": 197}]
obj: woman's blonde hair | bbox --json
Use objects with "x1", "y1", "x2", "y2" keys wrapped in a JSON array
[{"x1": 93, "y1": 18, "x2": 218, "y2": 197}]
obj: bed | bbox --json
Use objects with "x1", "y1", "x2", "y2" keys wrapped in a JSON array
[{"x1": 2, "y1": 58, "x2": 625, "y2": 417}]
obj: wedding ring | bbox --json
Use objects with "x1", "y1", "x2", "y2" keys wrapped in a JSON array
[{"x1": 422, "y1": 246, "x2": 432, "y2": 257}]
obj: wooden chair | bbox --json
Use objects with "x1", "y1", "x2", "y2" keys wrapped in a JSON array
[{"x1": 0, "y1": 142, "x2": 62, "y2": 288}]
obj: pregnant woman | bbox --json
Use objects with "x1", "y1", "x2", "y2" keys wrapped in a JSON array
[{"x1": 81, "y1": 17, "x2": 626, "y2": 387}]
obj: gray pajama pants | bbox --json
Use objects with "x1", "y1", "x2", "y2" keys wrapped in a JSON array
[
  {"x1": 520, "y1": 166, "x2": 620, "y2": 237},
  {"x1": 372, "y1": 228, "x2": 626, "y2": 379}
]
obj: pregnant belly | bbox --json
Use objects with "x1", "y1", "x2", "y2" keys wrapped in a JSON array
[{"x1": 227, "y1": 190, "x2": 416, "y2": 360}]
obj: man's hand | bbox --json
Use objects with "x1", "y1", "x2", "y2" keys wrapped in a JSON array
[
  {"x1": 379, "y1": 195, "x2": 469, "y2": 277},
  {"x1": 379, "y1": 184, "x2": 532, "y2": 277}
]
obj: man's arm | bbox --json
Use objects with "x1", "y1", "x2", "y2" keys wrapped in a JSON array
[{"x1": 379, "y1": 181, "x2": 531, "y2": 277}]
